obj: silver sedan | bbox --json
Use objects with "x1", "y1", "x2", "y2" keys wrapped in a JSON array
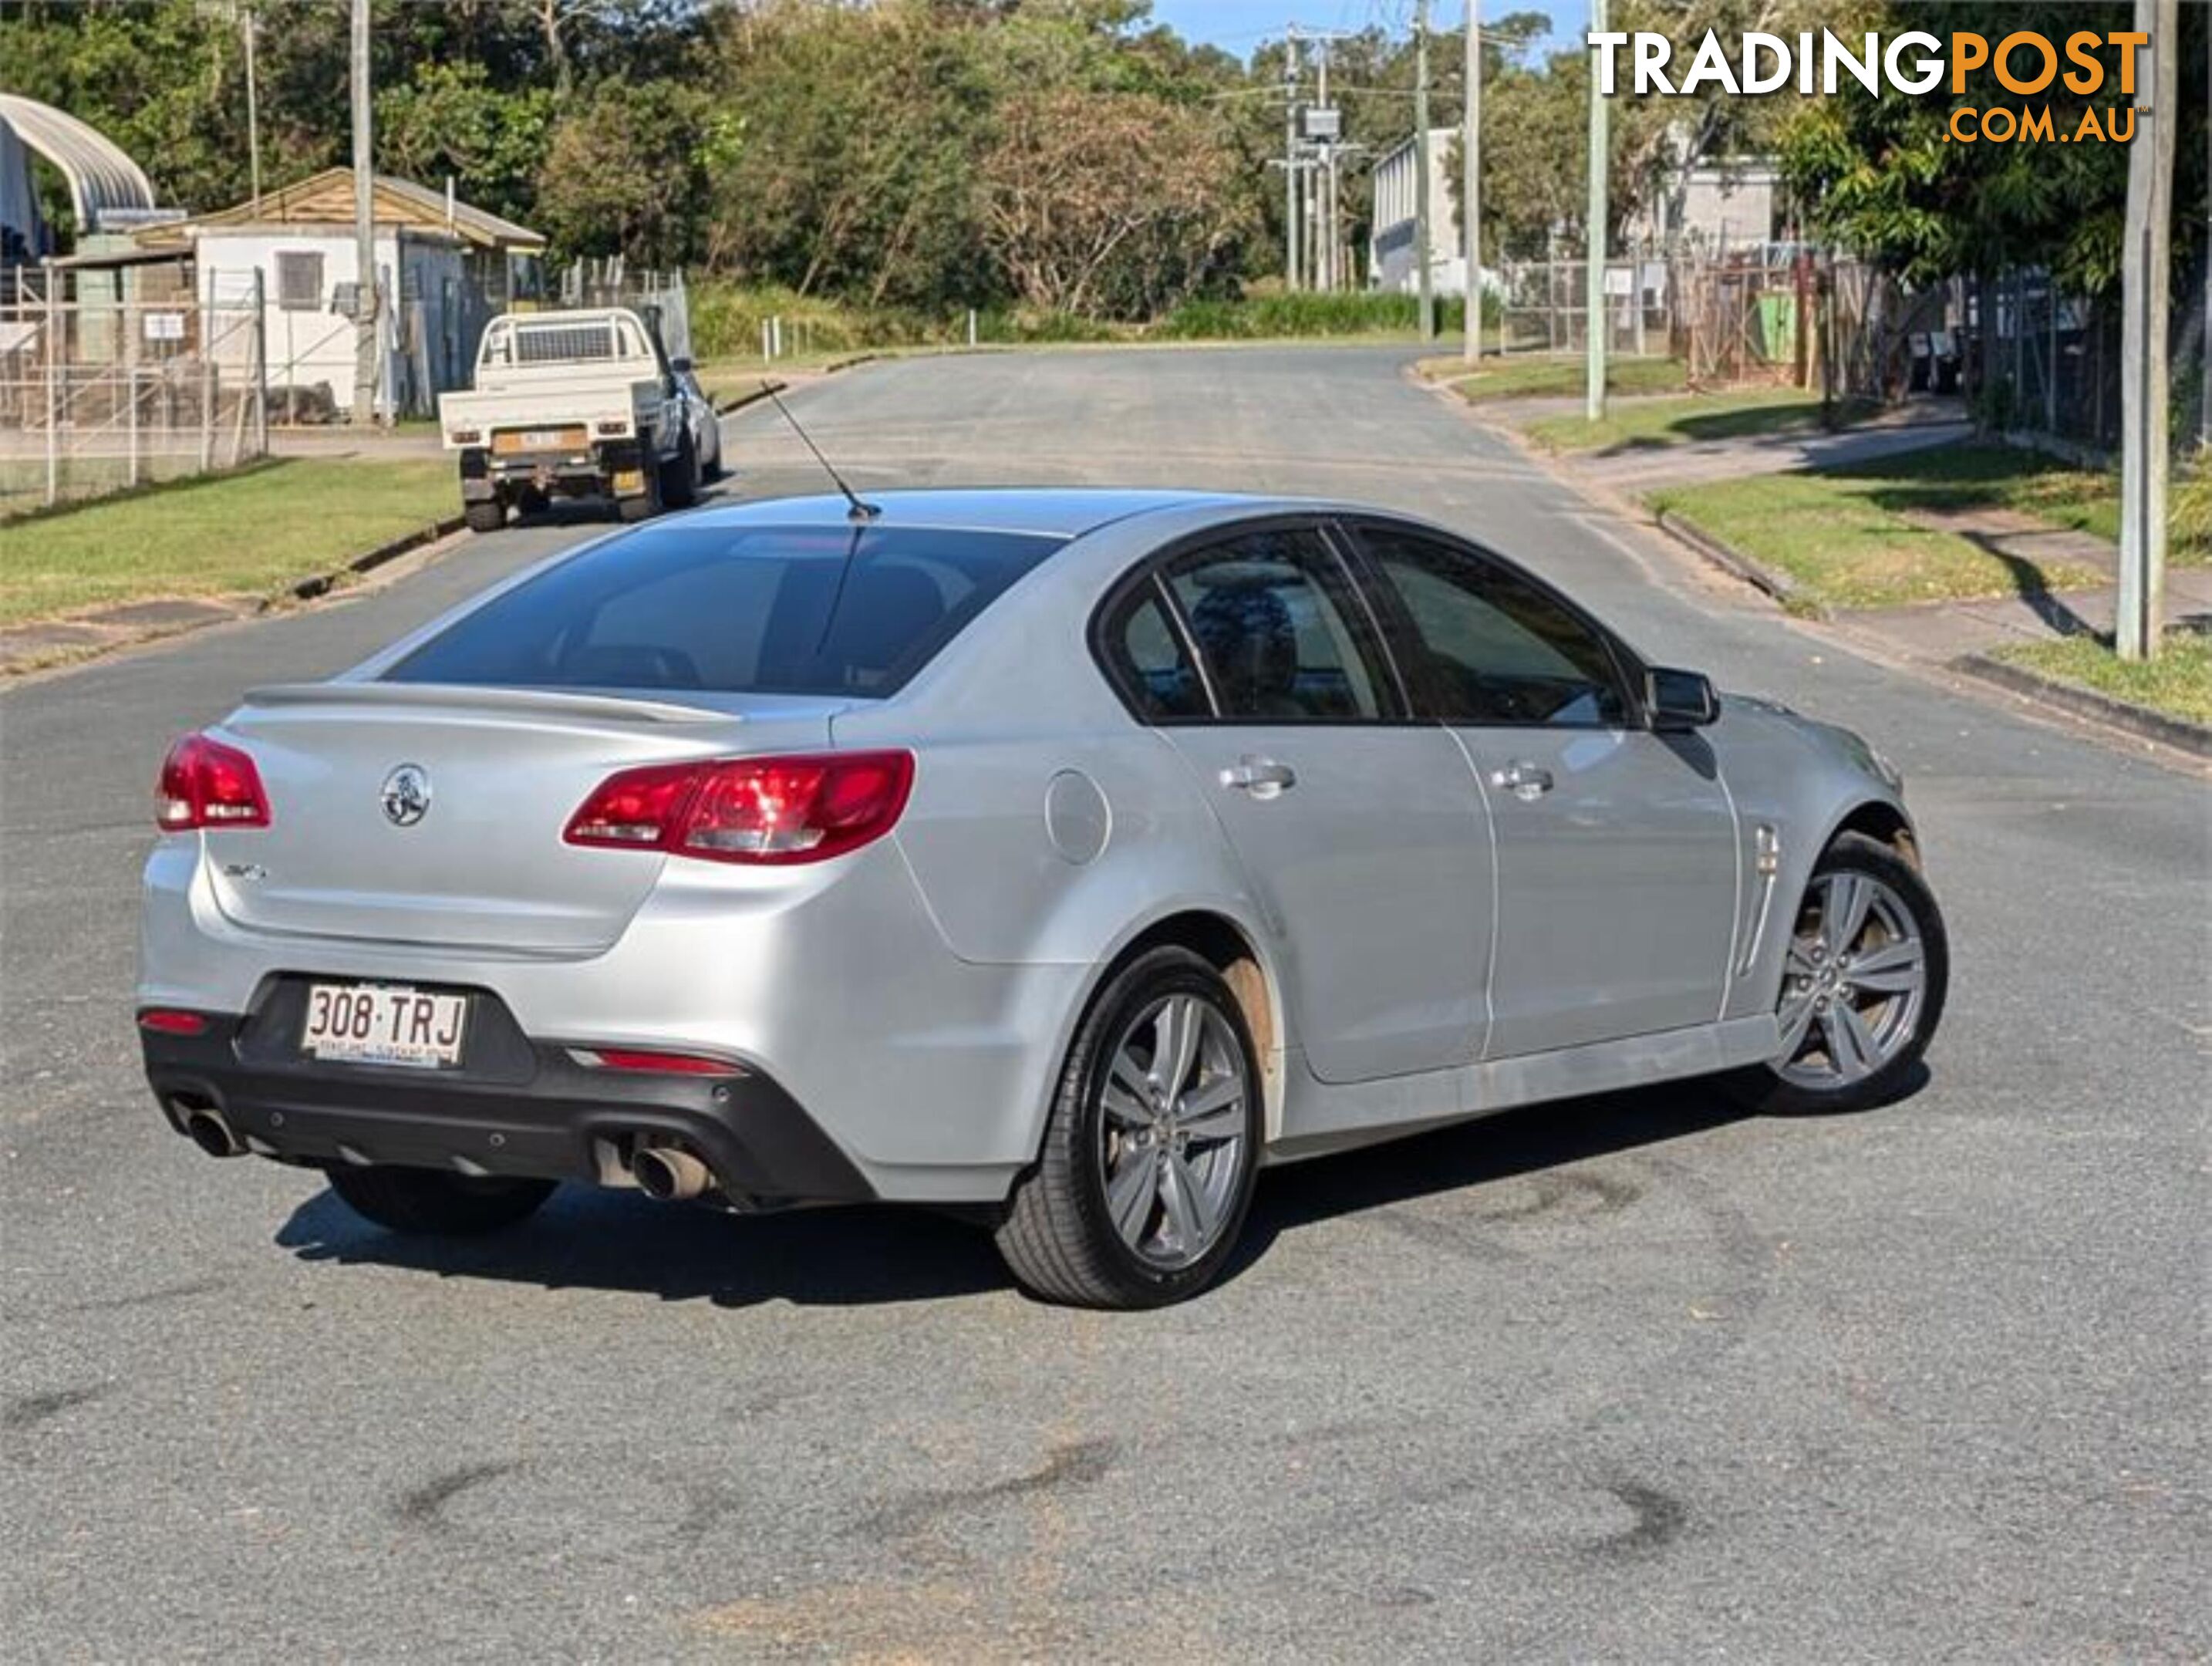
[{"x1": 137, "y1": 490, "x2": 1947, "y2": 1307}]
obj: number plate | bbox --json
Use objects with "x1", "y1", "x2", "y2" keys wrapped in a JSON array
[
  {"x1": 492, "y1": 427, "x2": 584, "y2": 455},
  {"x1": 302, "y1": 983, "x2": 468, "y2": 1069}
]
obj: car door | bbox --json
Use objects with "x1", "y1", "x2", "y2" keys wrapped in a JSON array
[
  {"x1": 1116, "y1": 521, "x2": 1495, "y2": 1084},
  {"x1": 1344, "y1": 518, "x2": 1739, "y2": 1059}
]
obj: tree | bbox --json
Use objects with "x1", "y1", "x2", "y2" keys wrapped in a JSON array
[
  {"x1": 980, "y1": 88, "x2": 1249, "y2": 316},
  {"x1": 1778, "y1": 0, "x2": 2207, "y2": 296},
  {"x1": 376, "y1": 62, "x2": 555, "y2": 230},
  {"x1": 533, "y1": 78, "x2": 729, "y2": 266}
]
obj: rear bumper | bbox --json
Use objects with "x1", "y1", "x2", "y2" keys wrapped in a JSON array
[
  {"x1": 140, "y1": 1006, "x2": 875, "y2": 1209},
  {"x1": 139, "y1": 838, "x2": 1084, "y2": 1206}
]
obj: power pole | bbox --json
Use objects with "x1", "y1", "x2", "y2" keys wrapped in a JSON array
[
  {"x1": 241, "y1": 4, "x2": 261, "y2": 214},
  {"x1": 2116, "y1": 0, "x2": 2177, "y2": 660},
  {"x1": 1413, "y1": 0, "x2": 1435, "y2": 340},
  {"x1": 1283, "y1": 27, "x2": 1302, "y2": 292},
  {"x1": 1584, "y1": 0, "x2": 1610, "y2": 420},
  {"x1": 1317, "y1": 39, "x2": 1334, "y2": 292},
  {"x1": 1462, "y1": 0, "x2": 1482, "y2": 363},
  {"x1": 349, "y1": 0, "x2": 378, "y2": 427}
]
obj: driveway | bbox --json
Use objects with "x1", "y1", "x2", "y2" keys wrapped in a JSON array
[{"x1": 2, "y1": 348, "x2": 2204, "y2": 1661}]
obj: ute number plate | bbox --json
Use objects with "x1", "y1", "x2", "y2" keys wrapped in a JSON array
[{"x1": 303, "y1": 983, "x2": 468, "y2": 1069}]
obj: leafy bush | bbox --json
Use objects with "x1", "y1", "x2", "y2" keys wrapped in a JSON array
[
  {"x1": 2173, "y1": 450, "x2": 2212, "y2": 562},
  {"x1": 1155, "y1": 290, "x2": 1495, "y2": 340}
]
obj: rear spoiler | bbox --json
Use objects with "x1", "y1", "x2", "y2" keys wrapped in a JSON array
[{"x1": 241, "y1": 683, "x2": 735, "y2": 727}]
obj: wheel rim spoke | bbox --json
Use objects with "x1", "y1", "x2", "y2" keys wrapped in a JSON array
[
  {"x1": 1846, "y1": 938, "x2": 1924, "y2": 995},
  {"x1": 1106, "y1": 1147, "x2": 1158, "y2": 1246},
  {"x1": 1175, "y1": 1074, "x2": 1244, "y2": 1141},
  {"x1": 1159, "y1": 1150, "x2": 1214, "y2": 1250},
  {"x1": 1101, "y1": 1084, "x2": 1152, "y2": 1128},
  {"x1": 1109, "y1": 1047, "x2": 1153, "y2": 1104},
  {"x1": 1153, "y1": 997, "x2": 1202, "y2": 1100},
  {"x1": 1818, "y1": 1000, "x2": 1868, "y2": 1078},
  {"x1": 1823, "y1": 874, "x2": 1872, "y2": 957},
  {"x1": 1775, "y1": 989, "x2": 1819, "y2": 1060}
]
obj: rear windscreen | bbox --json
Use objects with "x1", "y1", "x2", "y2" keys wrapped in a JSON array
[{"x1": 383, "y1": 524, "x2": 1064, "y2": 697}]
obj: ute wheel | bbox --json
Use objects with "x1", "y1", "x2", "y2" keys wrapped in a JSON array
[
  {"x1": 660, "y1": 433, "x2": 700, "y2": 508},
  {"x1": 463, "y1": 500, "x2": 504, "y2": 535},
  {"x1": 325, "y1": 1164, "x2": 555, "y2": 1236},
  {"x1": 996, "y1": 946, "x2": 1262, "y2": 1309},
  {"x1": 1730, "y1": 831, "x2": 1948, "y2": 1115}
]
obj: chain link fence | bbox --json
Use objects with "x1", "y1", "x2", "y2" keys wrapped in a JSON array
[
  {"x1": 1, "y1": 265, "x2": 268, "y2": 515},
  {"x1": 1492, "y1": 254, "x2": 1669, "y2": 359}
]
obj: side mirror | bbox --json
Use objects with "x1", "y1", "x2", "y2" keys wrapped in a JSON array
[
  {"x1": 669, "y1": 356, "x2": 693, "y2": 374},
  {"x1": 1646, "y1": 666, "x2": 1720, "y2": 730}
]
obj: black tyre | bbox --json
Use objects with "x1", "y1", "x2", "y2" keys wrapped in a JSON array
[
  {"x1": 996, "y1": 947, "x2": 1262, "y2": 1308},
  {"x1": 701, "y1": 436, "x2": 727, "y2": 482},
  {"x1": 1731, "y1": 831, "x2": 1948, "y2": 1115},
  {"x1": 462, "y1": 499, "x2": 504, "y2": 535},
  {"x1": 325, "y1": 1165, "x2": 555, "y2": 1236},
  {"x1": 660, "y1": 433, "x2": 699, "y2": 508}
]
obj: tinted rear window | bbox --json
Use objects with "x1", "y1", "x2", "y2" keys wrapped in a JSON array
[{"x1": 385, "y1": 524, "x2": 1064, "y2": 697}]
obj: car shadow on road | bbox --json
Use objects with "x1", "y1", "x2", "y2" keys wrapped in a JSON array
[{"x1": 269, "y1": 1072, "x2": 1870, "y2": 1310}]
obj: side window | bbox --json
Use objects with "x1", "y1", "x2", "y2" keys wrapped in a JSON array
[
  {"x1": 1164, "y1": 527, "x2": 1392, "y2": 723},
  {"x1": 1357, "y1": 525, "x2": 1630, "y2": 727},
  {"x1": 1101, "y1": 583, "x2": 1209, "y2": 721}
]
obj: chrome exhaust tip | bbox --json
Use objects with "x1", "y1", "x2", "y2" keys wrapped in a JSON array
[
  {"x1": 632, "y1": 1145, "x2": 713, "y2": 1202},
  {"x1": 184, "y1": 1109, "x2": 244, "y2": 1158}
]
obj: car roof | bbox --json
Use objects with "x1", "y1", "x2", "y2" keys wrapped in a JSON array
[{"x1": 675, "y1": 488, "x2": 1304, "y2": 541}]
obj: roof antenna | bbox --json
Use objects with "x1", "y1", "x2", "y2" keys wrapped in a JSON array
[{"x1": 760, "y1": 381, "x2": 879, "y2": 522}]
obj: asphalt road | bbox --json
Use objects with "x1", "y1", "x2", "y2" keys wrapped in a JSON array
[{"x1": 3, "y1": 348, "x2": 2205, "y2": 1662}]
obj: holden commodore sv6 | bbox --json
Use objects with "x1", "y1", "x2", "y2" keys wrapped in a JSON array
[{"x1": 138, "y1": 490, "x2": 1947, "y2": 1307}]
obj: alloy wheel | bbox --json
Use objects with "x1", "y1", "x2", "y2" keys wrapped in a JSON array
[
  {"x1": 1094, "y1": 993, "x2": 1250, "y2": 1270},
  {"x1": 1773, "y1": 870, "x2": 1930, "y2": 1090}
]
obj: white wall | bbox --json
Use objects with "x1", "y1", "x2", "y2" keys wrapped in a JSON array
[
  {"x1": 1368, "y1": 129, "x2": 1466, "y2": 297},
  {"x1": 194, "y1": 226, "x2": 465, "y2": 416}
]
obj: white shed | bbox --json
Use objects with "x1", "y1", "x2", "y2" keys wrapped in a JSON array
[{"x1": 137, "y1": 169, "x2": 545, "y2": 418}]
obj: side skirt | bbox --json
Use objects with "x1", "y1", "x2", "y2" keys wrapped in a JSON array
[{"x1": 1265, "y1": 1014, "x2": 1782, "y2": 1165}]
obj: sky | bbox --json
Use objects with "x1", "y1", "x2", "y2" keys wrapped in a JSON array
[{"x1": 1145, "y1": 0, "x2": 1590, "y2": 61}]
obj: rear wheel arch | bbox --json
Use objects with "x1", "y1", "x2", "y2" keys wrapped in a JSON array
[{"x1": 1071, "y1": 909, "x2": 1284, "y2": 1145}]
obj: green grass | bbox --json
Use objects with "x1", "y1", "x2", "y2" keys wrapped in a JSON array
[
  {"x1": 1990, "y1": 632, "x2": 2212, "y2": 727},
  {"x1": 1522, "y1": 385, "x2": 1833, "y2": 452},
  {"x1": 1847, "y1": 440, "x2": 2126, "y2": 546},
  {"x1": 1415, "y1": 353, "x2": 1688, "y2": 403},
  {"x1": 1650, "y1": 462, "x2": 2106, "y2": 611},
  {"x1": 0, "y1": 457, "x2": 455, "y2": 626}
]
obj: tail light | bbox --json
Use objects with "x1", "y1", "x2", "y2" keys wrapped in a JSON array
[
  {"x1": 156, "y1": 734, "x2": 271, "y2": 831},
  {"x1": 564, "y1": 750, "x2": 913, "y2": 865}
]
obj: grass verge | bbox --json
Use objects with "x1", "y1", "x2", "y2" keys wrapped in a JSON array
[
  {"x1": 1650, "y1": 457, "x2": 2106, "y2": 610},
  {"x1": 1415, "y1": 353, "x2": 1688, "y2": 403},
  {"x1": 1523, "y1": 386, "x2": 1833, "y2": 452},
  {"x1": 1988, "y1": 632, "x2": 2212, "y2": 727},
  {"x1": 0, "y1": 457, "x2": 454, "y2": 627}
]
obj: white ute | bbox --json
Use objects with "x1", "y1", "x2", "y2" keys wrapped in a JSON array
[{"x1": 438, "y1": 308, "x2": 700, "y2": 531}]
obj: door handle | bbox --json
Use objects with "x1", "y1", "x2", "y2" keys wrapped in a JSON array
[
  {"x1": 1488, "y1": 760, "x2": 1554, "y2": 801},
  {"x1": 1221, "y1": 757, "x2": 1297, "y2": 799}
]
